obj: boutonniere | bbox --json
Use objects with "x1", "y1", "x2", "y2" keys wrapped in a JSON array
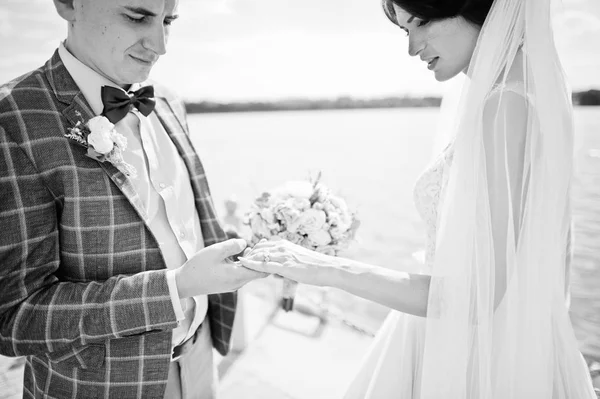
[{"x1": 65, "y1": 113, "x2": 137, "y2": 178}]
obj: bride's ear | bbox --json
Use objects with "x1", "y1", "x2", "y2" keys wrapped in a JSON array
[{"x1": 53, "y1": 0, "x2": 76, "y2": 23}]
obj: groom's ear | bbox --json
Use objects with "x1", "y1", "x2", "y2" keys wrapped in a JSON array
[{"x1": 53, "y1": 0, "x2": 76, "y2": 23}]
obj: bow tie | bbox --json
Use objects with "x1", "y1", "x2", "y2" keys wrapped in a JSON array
[{"x1": 101, "y1": 85, "x2": 156, "y2": 124}]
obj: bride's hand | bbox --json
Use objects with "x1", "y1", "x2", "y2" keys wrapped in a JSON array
[{"x1": 238, "y1": 240, "x2": 340, "y2": 287}]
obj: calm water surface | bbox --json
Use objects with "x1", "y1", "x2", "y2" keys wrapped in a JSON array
[{"x1": 189, "y1": 107, "x2": 600, "y2": 335}]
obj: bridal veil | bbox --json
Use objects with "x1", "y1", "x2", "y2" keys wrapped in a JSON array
[{"x1": 419, "y1": 0, "x2": 596, "y2": 397}]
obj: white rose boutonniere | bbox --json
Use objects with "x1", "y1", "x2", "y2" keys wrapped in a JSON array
[
  {"x1": 87, "y1": 116, "x2": 115, "y2": 154},
  {"x1": 65, "y1": 113, "x2": 137, "y2": 178}
]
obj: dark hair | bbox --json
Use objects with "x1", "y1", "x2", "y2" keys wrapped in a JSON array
[{"x1": 382, "y1": 0, "x2": 493, "y2": 27}]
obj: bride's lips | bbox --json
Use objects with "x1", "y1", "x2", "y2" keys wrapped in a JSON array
[{"x1": 426, "y1": 57, "x2": 440, "y2": 70}]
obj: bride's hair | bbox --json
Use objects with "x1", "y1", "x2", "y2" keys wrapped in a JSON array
[{"x1": 382, "y1": 0, "x2": 494, "y2": 27}]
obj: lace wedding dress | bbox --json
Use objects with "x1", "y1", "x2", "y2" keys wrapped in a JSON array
[
  {"x1": 342, "y1": 138, "x2": 455, "y2": 399},
  {"x1": 343, "y1": 82, "x2": 546, "y2": 398}
]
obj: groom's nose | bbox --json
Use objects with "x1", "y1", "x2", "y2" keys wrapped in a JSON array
[{"x1": 143, "y1": 25, "x2": 168, "y2": 56}]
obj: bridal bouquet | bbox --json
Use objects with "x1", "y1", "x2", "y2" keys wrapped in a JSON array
[{"x1": 245, "y1": 174, "x2": 359, "y2": 311}]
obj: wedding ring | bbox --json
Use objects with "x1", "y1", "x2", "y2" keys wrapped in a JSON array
[{"x1": 263, "y1": 253, "x2": 271, "y2": 263}]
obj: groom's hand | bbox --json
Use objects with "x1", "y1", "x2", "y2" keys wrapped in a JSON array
[{"x1": 175, "y1": 239, "x2": 268, "y2": 298}]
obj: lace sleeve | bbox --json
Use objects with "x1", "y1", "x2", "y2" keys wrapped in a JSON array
[{"x1": 482, "y1": 88, "x2": 529, "y2": 308}]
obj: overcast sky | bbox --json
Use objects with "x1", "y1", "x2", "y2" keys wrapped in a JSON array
[{"x1": 1, "y1": 0, "x2": 599, "y2": 101}]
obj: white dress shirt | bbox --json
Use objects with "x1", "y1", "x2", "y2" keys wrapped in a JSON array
[{"x1": 58, "y1": 42, "x2": 208, "y2": 347}]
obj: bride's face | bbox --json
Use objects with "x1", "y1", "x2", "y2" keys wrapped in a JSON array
[{"x1": 392, "y1": 5, "x2": 481, "y2": 81}]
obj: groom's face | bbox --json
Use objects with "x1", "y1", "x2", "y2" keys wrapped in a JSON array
[{"x1": 65, "y1": 0, "x2": 179, "y2": 86}]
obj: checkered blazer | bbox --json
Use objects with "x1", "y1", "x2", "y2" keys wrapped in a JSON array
[{"x1": 0, "y1": 50, "x2": 236, "y2": 398}]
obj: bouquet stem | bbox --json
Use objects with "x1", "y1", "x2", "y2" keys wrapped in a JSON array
[{"x1": 281, "y1": 278, "x2": 298, "y2": 312}]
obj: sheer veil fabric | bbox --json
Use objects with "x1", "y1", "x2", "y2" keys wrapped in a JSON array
[{"x1": 419, "y1": 0, "x2": 596, "y2": 397}]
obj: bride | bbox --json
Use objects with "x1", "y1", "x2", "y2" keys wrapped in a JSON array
[{"x1": 241, "y1": 0, "x2": 597, "y2": 397}]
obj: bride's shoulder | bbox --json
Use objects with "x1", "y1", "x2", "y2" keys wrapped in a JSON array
[
  {"x1": 482, "y1": 81, "x2": 529, "y2": 143},
  {"x1": 484, "y1": 80, "x2": 531, "y2": 121},
  {"x1": 487, "y1": 81, "x2": 527, "y2": 101},
  {"x1": 486, "y1": 49, "x2": 529, "y2": 102}
]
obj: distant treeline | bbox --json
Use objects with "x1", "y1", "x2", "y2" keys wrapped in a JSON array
[
  {"x1": 185, "y1": 89, "x2": 600, "y2": 113},
  {"x1": 185, "y1": 96, "x2": 442, "y2": 113},
  {"x1": 573, "y1": 89, "x2": 600, "y2": 106}
]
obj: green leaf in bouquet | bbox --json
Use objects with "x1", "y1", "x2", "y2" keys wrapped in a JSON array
[
  {"x1": 308, "y1": 189, "x2": 320, "y2": 207},
  {"x1": 308, "y1": 171, "x2": 323, "y2": 206}
]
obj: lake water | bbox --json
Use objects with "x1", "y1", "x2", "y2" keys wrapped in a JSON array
[
  {"x1": 190, "y1": 108, "x2": 442, "y2": 273},
  {"x1": 189, "y1": 107, "x2": 600, "y2": 338}
]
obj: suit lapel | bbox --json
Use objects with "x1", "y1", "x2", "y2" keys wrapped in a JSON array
[
  {"x1": 153, "y1": 98, "x2": 226, "y2": 244},
  {"x1": 46, "y1": 50, "x2": 149, "y2": 222}
]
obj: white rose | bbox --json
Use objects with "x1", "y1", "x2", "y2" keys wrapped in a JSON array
[
  {"x1": 275, "y1": 206, "x2": 301, "y2": 233},
  {"x1": 87, "y1": 116, "x2": 114, "y2": 134},
  {"x1": 324, "y1": 202, "x2": 337, "y2": 215},
  {"x1": 329, "y1": 226, "x2": 346, "y2": 240},
  {"x1": 87, "y1": 131, "x2": 113, "y2": 154},
  {"x1": 290, "y1": 209, "x2": 327, "y2": 235},
  {"x1": 286, "y1": 197, "x2": 310, "y2": 211},
  {"x1": 312, "y1": 202, "x2": 325, "y2": 211},
  {"x1": 259, "y1": 208, "x2": 276, "y2": 224},
  {"x1": 307, "y1": 230, "x2": 332, "y2": 247},
  {"x1": 272, "y1": 202, "x2": 287, "y2": 218},
  {"x1": 87, "y1": 116, "x2": 115, "y2": 154}
]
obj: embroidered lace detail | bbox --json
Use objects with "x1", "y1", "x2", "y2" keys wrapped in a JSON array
[{"x1": 413, "y1": 143, "x2": 455, "y2": 270}]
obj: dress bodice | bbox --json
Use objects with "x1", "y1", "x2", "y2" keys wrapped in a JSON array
[
  {"x1": 412, "y1": 82, "x2": 526, "y2": 271},
  {"x1": 412, "y1": 143, "x2": 455, "y2": 270}
]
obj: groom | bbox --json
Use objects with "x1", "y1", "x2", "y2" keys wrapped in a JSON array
[{"x1": 0, "y1": 0, "x2": 266, "y2": 397}]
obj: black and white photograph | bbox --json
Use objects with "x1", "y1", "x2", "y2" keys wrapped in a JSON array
[{"x1": 1, "y1": 0, "x2": 600, "y2": 398}]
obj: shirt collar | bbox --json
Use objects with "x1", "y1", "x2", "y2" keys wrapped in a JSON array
[{"x1": 58, "y1": 42, "x2": 141, "y2": 116}]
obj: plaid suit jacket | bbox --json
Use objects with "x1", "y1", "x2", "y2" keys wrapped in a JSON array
[{"x1": 0, "y1": 50, "x2": 236, "y2": 398}]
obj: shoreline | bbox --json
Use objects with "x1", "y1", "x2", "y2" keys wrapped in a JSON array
[{"x1": 184, "y1": 90, "x2": 600, "y2": 114}]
